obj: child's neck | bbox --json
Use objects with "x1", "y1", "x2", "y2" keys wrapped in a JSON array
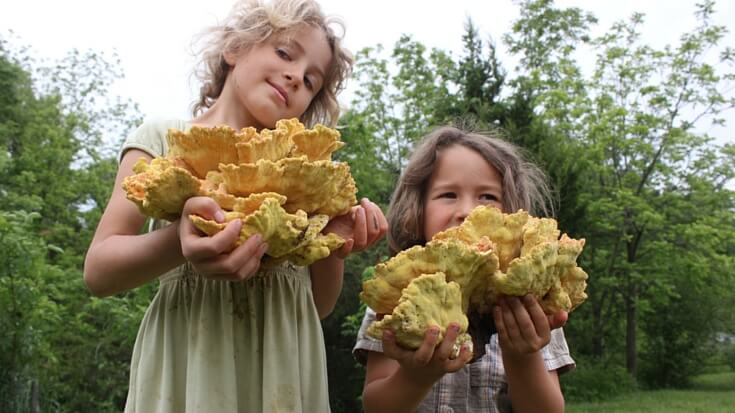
[{"x1": 190, "y1": 78, "x2": 263, "y2": 130}]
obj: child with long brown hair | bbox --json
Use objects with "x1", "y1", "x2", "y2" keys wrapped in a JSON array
[{"x1": 354, "y1": 126, "x2": 573, "y2": 413}]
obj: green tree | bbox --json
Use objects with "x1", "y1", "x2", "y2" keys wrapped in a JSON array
[
  {"x1": 0, "y1": 36, "x2": 147, "y2": 411},
  {"x1": 505, "y1": 0, "x2": 735, "y2": 382}
]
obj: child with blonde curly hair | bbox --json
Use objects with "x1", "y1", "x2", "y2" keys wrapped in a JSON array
[{"x1": 84, "y1": 1, "x2": 387, "y2": 411}]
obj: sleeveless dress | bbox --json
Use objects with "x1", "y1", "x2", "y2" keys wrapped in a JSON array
[{"x1": 121, "y1": 119, "x2": 331, "y2": 413}]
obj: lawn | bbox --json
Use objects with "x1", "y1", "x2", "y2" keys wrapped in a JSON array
[{"x1": 566, "y1": 372, "x2": 735, "y2": 413}]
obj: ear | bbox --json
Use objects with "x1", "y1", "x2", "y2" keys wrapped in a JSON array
[{"x1": 223, "y1": 50, "x2": 238, "y2": 66}]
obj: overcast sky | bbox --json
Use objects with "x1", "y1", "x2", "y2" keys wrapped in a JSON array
[{"x1": 2, "y1": 0, "x2": 734, "y2": 145}]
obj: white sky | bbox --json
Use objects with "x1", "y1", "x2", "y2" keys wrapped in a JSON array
[{"x1": 2, "y1": 0, "x2": 734, "y2": 146}]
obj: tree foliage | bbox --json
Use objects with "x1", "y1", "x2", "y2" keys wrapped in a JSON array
[
  {"x1": 504, "y1": 0, "x2": 735, "y2": 382},
  {"x1": 0, "y1": 36, "x2": 146, "y2": 412},
  {"x1": 1, "y1": 1, "x2": 734, "y2": 411}
]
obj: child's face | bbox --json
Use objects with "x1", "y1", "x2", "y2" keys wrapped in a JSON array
[
  {"x1": 423, "y1": 145, "x2": 503, "y2": 241},
  {"x1": 225, "y1": 25, "x2": 332, "y2": 129}
]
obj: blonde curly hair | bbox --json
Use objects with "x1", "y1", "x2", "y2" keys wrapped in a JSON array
[{"x1": 192, "y1": 0, "x2": 353, "y2": 127}]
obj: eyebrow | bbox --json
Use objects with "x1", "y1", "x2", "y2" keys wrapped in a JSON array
[{"x1": 428, "y1": 182, "x2": 502, "y2": 193}]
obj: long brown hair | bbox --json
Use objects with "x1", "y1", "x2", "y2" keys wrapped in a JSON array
[
  {"x1": 387, "y1": 126, "x2": 554, "y2": 255},
  {"x1": 191, "y1": 0, "x2": 353, "y2": 126}
]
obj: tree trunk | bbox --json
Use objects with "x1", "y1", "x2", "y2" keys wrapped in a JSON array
[
  {"x1": 30, "y1": 379, "x2": 41, "y2": 413},
  {"x1": 592, "y1": 297, "x2": 604, "y2": 357},
  {"x1": 625, "y1": 282, "x2": 637, "y2": 376}
]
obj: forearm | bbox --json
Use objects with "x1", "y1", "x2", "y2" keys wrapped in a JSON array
[
  {"x1": 363, "y1": 366, "x2": 435, "y2": 413},
  {"x1": 504, "y1": 351, "x2": 564, "y2": 413},
  {"x1": 84, "y1": 222, "x2": 185, "y2": 297},
  {"x1": 309, "y1": 254, "x2": 344, "y2": 318}
]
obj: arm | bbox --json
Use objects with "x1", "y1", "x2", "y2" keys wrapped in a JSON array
[
  {"x1": 84, "y1": 150, "x2": 268, "y2": 297},
  {"x1": 504, "y1": 353, "x2": 562, "y2": 413},
  {"x1": 309, "y1": 254, "x2": 344, "y2": 318},
  {"x1": 83, "y1": 150, "x2": 185, "y2": 297},
  {"x1": 310, "y1": 198, "x2": 387, "y2": 319},
  {"x1": 494, "y1": 295, "x2": 565, "y2": 413},
  {"x1": 362, "y1": 325, "x2": 472, "y2": 413}
]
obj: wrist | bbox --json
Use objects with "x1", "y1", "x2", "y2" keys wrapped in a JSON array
[
  {"x1": 396, "y1": 364, "x2": 442, "y2": 389},
  {"x1": 502, "y1": 348, "x2": 542, "y2": 367}
]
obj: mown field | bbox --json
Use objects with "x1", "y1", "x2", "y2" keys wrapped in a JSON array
[{"x1": 567, "y1": 371, "x2": 735, "y2": 413}]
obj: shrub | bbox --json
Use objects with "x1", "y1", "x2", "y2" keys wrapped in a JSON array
[
  {"x1": 723, "y1": 343, "x2": 735, "y2": 371},
  {"x1": 560, "y1": 357, "x2": 637, "y2": 402}
]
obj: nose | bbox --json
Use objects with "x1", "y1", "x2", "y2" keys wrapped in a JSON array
[
  {"x1": 454, "y1": 198, "x2": 475, "y2": 224},
  {"x1": 283, "y1": 69, "x2": 303, "y2": 89}
]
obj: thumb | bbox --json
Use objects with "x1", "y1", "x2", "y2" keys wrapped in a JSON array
[
  {"x1": 335, "y1": 238, "x2": 354, "y2": 259},
  {"x1": 184, "y1": 196, "x2": 225, "y2": 223},
  {"x1": 548, "y1": 311, "x2": 568, "y2": 330}
]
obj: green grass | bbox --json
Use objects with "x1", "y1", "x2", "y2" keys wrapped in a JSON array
[{"x1": 566, "y1": 372, "x2": 735, "y2": 413}]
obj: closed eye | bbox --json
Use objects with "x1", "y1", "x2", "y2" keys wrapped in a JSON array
[
  {"x1": 437, "y1": 192, "x2": 457, "y2": 199},
  {"x1": 304, "y1": 75, "x2": 313, "y2": 90},
  {"x1": 480, "y1": 193, "x2": 499, "y2": 202},
  {"x1": 276, "y1": 48, "x2": 291, "y2": 61}
]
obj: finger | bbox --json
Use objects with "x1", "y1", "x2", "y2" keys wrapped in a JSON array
[
  {"x1": 493, "y1": 302, "x2": 509, "y2": 348},
  {"x1": 444, "y1": 342, "x2": 473, "y2": 372},
  {"x1": 523, "y1": 294, "x2": 551, "y2": 339},
  {"x1": 501, "y1": 297, "x2": 535, "y2": 344},
  {"x1": 184, "y1": 218, "x2": 243, "y2": 261},
  {"x1": 334, "y1": 238, "x2": 354, "y2": 259},
  {"x1": 365, "y1": 199, "x2": 388, "y2": 246},
  {"x1": 413, "y1": 326, "x2": 440, "y2": 366},
  {"x1": 235, "y1": 247, "x2": 266, "y2": 280},
  {"x1": 220, "y1": 233, "x2": 265, "y2": 273},
  {"x1": 182, "y1": 196, "x2": 226, "y2": 222},
  {"x1": 548, "y1": 311, "x2": 568, "y2": 330},
  {"x1": 434, "y1": 323, "x2": 461, "y2": 361},
  {"x1": 351, "y1": 207, "x2": 368, "y2": 251},
  {"x1": 507, "y1": 295, "x2": 548, "y2": 349},
  {"x1": 499, "y1": 297, "x2": 524, "y2": 348},
  {"x1": 381, "y1": 329, "x2": 413, "y2": 364},
  {"x1": 360, "y1": 198, "x2": 381, "y2": 245}
]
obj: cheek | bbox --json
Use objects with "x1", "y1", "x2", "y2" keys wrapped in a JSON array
[
  {"x1": 293, "y1": 92, "x2": 315, "y2": 115},
  {"x1": 422, "y1": 204, "x2": 447, "y2": 240}
]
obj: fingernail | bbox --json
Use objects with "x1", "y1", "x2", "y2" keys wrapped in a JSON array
[
  {"x1": 430, "y1": 327, "x2": 439, "y2": 336},
  {"x1": 450, "y1": 324, "x2": 460, "y2": 333},
  {"x1": 251, "y1": 234, "x2": 262, "y2": 243},
  {"x1": 214, "y1": 210, "x2": 225, "y2": 223},
  {"x1": 383, "y1": 330, "x2": 394, "y2": 340}
]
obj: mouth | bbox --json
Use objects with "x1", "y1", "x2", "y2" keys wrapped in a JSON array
[{"x1": 268, "y1": 81, "x2": 289, "y2": 106}]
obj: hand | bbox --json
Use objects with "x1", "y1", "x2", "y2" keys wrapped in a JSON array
[
  {"x1": 179, "y1": 196, "x2": 269, "y2": 281},
  {"x1": 323, "y1": 198, "x2": 388, "y2": 259},
  {"x1": 493, "y1": 295, "x2": 552, "y2": 357},
  {"x1": 381, "y1": 323, "x2": 473, "y2": 385}
]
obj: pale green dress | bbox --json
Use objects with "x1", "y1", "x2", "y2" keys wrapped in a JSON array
[{"x1": 121, "y1": 119, "x2": 331, "y2": 413}]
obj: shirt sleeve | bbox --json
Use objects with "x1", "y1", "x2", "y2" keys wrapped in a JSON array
[
  {"x1": 541, "y1": 327, "x2": 576, "y2": 374},
  {"x1": 117, "y1": 118, "x2": 188, "y2": 163},
  {"x1": 352, "y1": 307, "x2": 384, "y2": 365}
]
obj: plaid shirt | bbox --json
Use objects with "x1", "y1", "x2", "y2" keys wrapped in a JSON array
[{"x1": 353, "y1": 308, "x2": 575, "y2": 413}]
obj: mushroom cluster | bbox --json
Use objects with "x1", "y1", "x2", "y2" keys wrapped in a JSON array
[
  {"x1": 361, "y1": 206, "x2": 587, "y2": 351},
  {"x1": 122, "y1": 119, "x2": 357, "y2": 266}
]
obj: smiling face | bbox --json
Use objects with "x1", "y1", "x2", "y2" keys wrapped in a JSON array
[
  {"x1": 224, "y1": 24, "x2": 333, "y2": 129},
  {"x1": 423, "y1": 144, "x2": 504, "y2": 241}
]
